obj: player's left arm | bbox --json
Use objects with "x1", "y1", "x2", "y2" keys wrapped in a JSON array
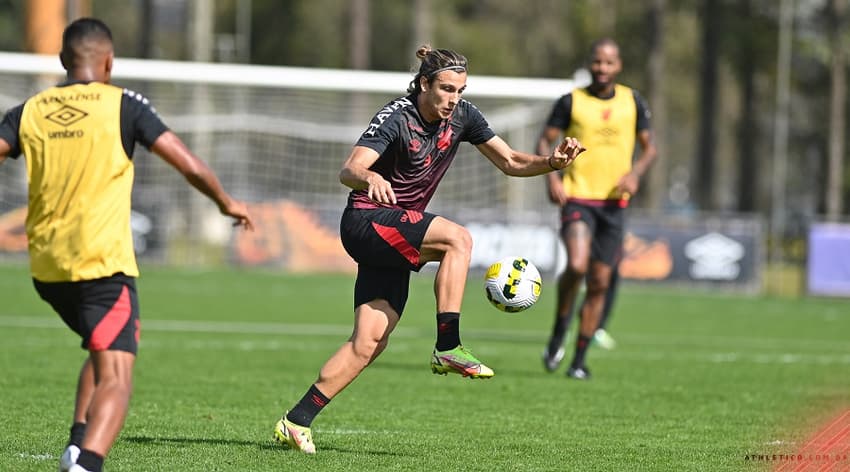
[
  {"x1": 476, "y1": 135, "x2": 585, "y2": 177},
  {"x1": 616, "y1": 130, "x2": 657, "y2": 195},
  {"x1": 617, "y1": 91, "x2": 658, "y2": 195}
]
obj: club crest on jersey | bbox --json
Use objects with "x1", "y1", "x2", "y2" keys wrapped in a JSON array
[
  {"x1": 437, "y1": 126, "x2": 454, "y2": 151},
  {"x1": 601, "y1": 108, "x2": 612, "y2": 121}
]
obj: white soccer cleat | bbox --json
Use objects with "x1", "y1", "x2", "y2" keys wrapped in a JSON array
[{"x1": 58, "y1": 445, "x2": 80, "y2": 472}]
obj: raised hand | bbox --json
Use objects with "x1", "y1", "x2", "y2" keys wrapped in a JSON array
[{"x1": 548, "y1": 137, "x2": 586, "y2": 170}]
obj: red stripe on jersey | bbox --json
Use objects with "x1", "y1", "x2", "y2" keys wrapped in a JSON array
[
  {"x1": 372, "y1": 222, "x2": 420, "y2": 266},
  {"x1": 89, "y1": 285, "x2": 131, "y2": 351}
]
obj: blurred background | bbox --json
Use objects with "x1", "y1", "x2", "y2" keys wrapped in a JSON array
[{"x1": 0, "y1": 0, "x2": 848, "y2": 297}]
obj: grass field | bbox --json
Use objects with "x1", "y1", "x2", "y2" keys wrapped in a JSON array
[{"x1": 1, "y1": 262, "x2": 848, "y2": 471}]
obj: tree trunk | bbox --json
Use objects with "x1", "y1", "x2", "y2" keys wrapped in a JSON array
[
  {"x1": 826, "y1": 0, "x2": 847, "y2": 220},
  {"x1": 349, "y1": 0, "x2": 370, "y2": 70},
  {"x1": 411, "y1": 0, "x2": 433, "y2": 52},
  {"x1": 696, "y1": 0, "x2": 720, "y2": 210},
  {"x1": 645, "y1": 0, "x2": 667, "y2": 211},
  {"x1": 25, "y1": 0, "x2": 65, "y2": 54},
  {"x1": 736, "y1": 0, "x2": 758, "y2": 213}
]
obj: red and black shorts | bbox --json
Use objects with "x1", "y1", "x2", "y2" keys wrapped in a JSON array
[
  {"x1": 33, "y1": 273, "x2": 140, "y2": 354},
  {"x1": 560, "y1": 200, "x2": 626, "y2": 266},
  {"x1": 340, "y1": 207, "x2": 437, "y2": 316}
]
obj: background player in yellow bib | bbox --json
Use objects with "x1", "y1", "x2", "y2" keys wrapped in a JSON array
[
  {"x1": 0, "y1": 18, "x2": 253, "y2": 472},
  {"x1": 539, "y1": 38, "x2": 657, "y2": 380}
]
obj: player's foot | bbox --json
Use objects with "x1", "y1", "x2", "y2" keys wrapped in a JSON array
[
  {"x1": 542, "y1": 345, "x2": 565, "y2": 372},
  {"x1": 431, "y1": 345, "x2": 494, "y2": 378},
  {"x1": 274, "y1": 413, "x2": 316, "y2": 454},
  {"x1": 593, "y1": 329, "x2": 617, "y2": 350},
  {"x1": 58, "y1": 445, "x2": 80, "y2": 472},
  {"x1": 566, "y1": 365, "x2": 591, "y2": 380}
]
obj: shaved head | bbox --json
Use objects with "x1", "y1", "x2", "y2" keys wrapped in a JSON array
[
  {"x1": 60, "y1": 18, "x2": 114, "y2": 74},
  {"x1": 590, "y1": 37, "x2": 620, "y2": 59}
]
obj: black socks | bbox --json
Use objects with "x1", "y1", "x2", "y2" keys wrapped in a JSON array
[
  {"x1": 286, "y1": 384, "x2": 330, "y2": 427},
  {"x1": 69, "y1": 422, "x2": 86, "y2": 447},
  {"x1": 435, "y1": 312, "x2": 460, "y2": 351},
  {"x1": 571, "y1": 334, "x2": 593, "y2": 368},
  {"x1": 76, "y1": 449, "x2": 103, "y2": 472}
]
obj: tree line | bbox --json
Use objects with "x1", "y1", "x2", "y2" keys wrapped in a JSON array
[{"x1": 1, "y1": 0, "x2": 847, "y2": 227}]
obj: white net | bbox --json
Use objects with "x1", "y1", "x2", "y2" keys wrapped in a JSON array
[{"x1": 0, "y1": 53, "x2": 584, "y2": 270}]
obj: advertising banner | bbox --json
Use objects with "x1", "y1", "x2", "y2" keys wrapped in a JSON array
[
  {"x1": 463, "y1": 212, "x2": 763, "y2": 293},
  {"x1": 807, "y1": 223, "x2": 850, "y2": 297}
]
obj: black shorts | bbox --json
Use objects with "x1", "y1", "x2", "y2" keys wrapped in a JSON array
[
  {"x1": 340, "y1": 207, "x2": 437, "y2": 315},
  {"x1": 560, "y1": 201, "x2": 625, "y2": 266},
  {"x1": 33, "y1": 273, "x2": 140, "y2": 354}
]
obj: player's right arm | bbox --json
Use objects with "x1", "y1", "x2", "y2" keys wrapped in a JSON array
[
  {"x1": 538, "y1": 126, "x2": 568, "y2": 205},
  {"x1": 540, "y1": 95, "x2": 572, "y2": 206},
  {"x1": 339, "y1": 145, "x2": 396, "y2": 205},
  {"x1": 0, "y1": 104, "x2": 23, "y2": 166},
  {"x1": 150, "y1": 132, "x2": 253, "y2": 230}
]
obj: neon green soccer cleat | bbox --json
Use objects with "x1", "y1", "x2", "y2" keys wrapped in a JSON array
[
  {"x1": 274, "y1": 414, "x2": 316, "y2": 454},
  {"x1": 593, "y1": 328, "x2": 617, "y2": 350},
  {"x1": 431, "y1": 345, "x2": 494, "y2": 379}
]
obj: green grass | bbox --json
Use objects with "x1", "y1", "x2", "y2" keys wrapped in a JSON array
[{"x1": 1, "y1": 262, "x2": 848, "y2": 471}]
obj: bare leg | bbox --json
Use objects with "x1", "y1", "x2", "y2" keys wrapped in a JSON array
[
  {"x1": 578, "y1": 260, "x2": 613, "y2": 338},
  {"x1": 547, "y1": 221, "x2": 591, "y2": 354},
  {"x1": 80, "y1": 350, "x2": 135, "y2": 457},
  {"x1": 598, "y1": 263, "x2": 620, "y2": 330},
  {"x1": 314, "y1": 299, "x2": 399, "y2": 399},
  {"x1": 73, "y1": 358, "x2": 95, "y2": 424},
  {"x1": 419, "y1": 216, "x2": 473, "y2": 313}
]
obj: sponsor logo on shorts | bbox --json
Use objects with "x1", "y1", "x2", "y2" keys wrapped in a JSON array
[{"x1": 400, "y1": 210, "x2": 423, "y2": 224}]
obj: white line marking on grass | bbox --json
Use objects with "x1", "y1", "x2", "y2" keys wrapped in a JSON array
[
  {"x1": 16, "y1": 452, "x2": 54, "y2": 461},
  {"x1": 0, "y1": 315, "x2": 423, "y2": 338},
  {"x1": 318, "y1": 428, "x2": 396, "y2": 435},
  {"x1": 3, "y1": 316, "x2": 850, "y2": 365}
]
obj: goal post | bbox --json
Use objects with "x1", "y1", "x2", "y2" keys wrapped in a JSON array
[{"x1": 0, "y1": 52, "x2": 586, "y2": 271}]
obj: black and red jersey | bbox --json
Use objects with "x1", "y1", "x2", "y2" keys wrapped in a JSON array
[{"x1": 347, "y1": 94, "x2": 495, "y2": 212}]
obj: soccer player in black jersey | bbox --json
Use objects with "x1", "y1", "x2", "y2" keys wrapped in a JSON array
[
  {"x1": 0, "y1": 18, "x2": 253, "y2": 472},
  {"x1": 274, "y1": 45, "x2": 586, "y2": 454},
  {"x1": 540, "y1": 38, "x2": 657, "y2": 380}
]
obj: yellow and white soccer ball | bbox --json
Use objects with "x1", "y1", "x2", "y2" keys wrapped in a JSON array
[{"x1": 483, "y1": 256, "x2": 542, "y2": 313}]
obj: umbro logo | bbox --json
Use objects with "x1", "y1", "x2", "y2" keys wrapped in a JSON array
[{"x1": 45, "y1": 105, "x2": 88, "y2": 127}]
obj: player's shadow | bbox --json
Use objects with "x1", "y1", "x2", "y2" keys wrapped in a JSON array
[{"x1": 124, "y1": 435, "x2": 405, "y2": 456}]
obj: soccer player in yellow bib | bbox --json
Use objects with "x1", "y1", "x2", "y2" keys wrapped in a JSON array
[
  {"x1": 540, "y1": 38, "x2": 657, "y2": 380},
  {"x1": 0, "y1": 18, "x2": 253, "y2": 472}
]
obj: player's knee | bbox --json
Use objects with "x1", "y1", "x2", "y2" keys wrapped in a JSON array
[
  {"x1": 368, "y1": 338, "x2": 390, "y2": 364},
  {"x1": 586, "y1": 275, "x2": 610, "y2": 295},
  {"x1": 566, "y1": 261, "x2": 589, "y2": 277},
  {"x1": 353, "y1": 335, "x2": 384, "y2": 362},
  {"x1": 447, "y1": 226, "x2": 473, "y2": 258}
]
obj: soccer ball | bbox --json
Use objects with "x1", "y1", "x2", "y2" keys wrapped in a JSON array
[{"x1": 483, "y1": 257, "x2": 542, "y2": 313}]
